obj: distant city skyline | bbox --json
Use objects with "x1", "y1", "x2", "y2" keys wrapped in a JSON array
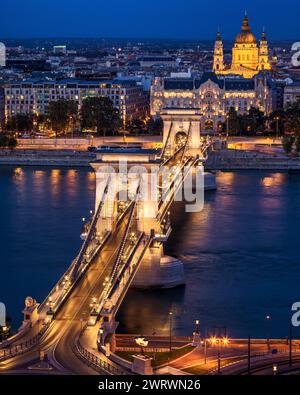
[{"x1": 1, "y1": 0, "x2": 300, "y2": 40}]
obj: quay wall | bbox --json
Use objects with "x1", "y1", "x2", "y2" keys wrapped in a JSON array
[
  {"x1": 1, "y1": 148, "x2": 300, "y2": 171},
  {"x1": 205, "y1": 150, "x2": 300, "y2": 171}
]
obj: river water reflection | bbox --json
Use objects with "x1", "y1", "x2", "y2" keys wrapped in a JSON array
[{"x1": 0, "y1": 166, "x2": 299, "y2": 338}]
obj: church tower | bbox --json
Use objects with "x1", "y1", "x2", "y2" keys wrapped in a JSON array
[
  {"x1": 258, "y1": 29, "x2": 271, "y2": 70},
  {"x1": 231, "y1": 14, "x2": 259, "y2": 72},
  {"x1": 213, "y1": 31, "x2": 224, "y2": 72}
]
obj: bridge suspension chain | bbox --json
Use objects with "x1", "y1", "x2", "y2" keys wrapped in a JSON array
[
  {"x1": 180, "y1": 121, "x2": 192, "y2": 162},
  {"x1": 71, "y1": 176, "x2": 111, "y2": 281},
  {"x1": 160, "y1": 121, "x2": 173, "y2": 160},
  {"x1": 106, "y1": 180, "x2": 141, "y2": 290}
]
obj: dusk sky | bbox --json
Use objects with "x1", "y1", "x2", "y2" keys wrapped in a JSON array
[{"x1": 1, "y1": 0, "x2": 299, "y2": 40}]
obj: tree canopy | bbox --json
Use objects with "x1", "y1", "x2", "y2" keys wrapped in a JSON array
[
  {"x1": 47, "y1": 99, "x2": 78, "y2": 135},
  {"x1": 80, "y1": 97, "x2": 121, "y2": 136},
  {"x1": 5, "y1": 113, "x2": 33, "y2": 132}
]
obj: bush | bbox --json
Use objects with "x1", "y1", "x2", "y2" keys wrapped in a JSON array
[{"x1": 0, "y1": 133, "x2": 18, "y2": 149}]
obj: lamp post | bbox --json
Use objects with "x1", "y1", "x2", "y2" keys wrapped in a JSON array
[
  {"x1": 275, "y1": 116, "x2": 280, "y2": 141},
  {"x1": 169, "y1": 311, "x2": 173, "y2": 362},
  {"x1": 195, "y1": 320, "x2": 200, "y2": 333},
  {"x1": 248, "y1": 335, "x2": 251, "y2": 375},
  {"x1": 217, "y1": 340, "x2": 221, "y2": 375},
  {"x1": 289, "y1": 323, "x2": 293, "y2": 367},
  {"x1": 204, "y1": 338, "x2": 207, "y2": 364},
  {"x1": 46, "y1": 297, "x2": 54, "y2": 315},
  {"x1": 265, "y1": 315, "x2": 271, "y2": 352},
  {"x1": 226, "y1": 115, "x2": 229, "y2": 143},
  {"x1": 99, "y1": 328, "x2": 104, "y2": 346},
  {"x1": 210, "y1": 335, "x2": 230, "y2": 375},
  {"x1": 90, "y1": 297, "x2": 98, "y2": 315}
]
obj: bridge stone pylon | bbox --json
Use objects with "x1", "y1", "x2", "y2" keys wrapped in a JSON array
[
  {"x1": 91, "y1": 147, "x2": 185, "y2": 289},
  {"x1": 92, "y1": 156, "x2": 160, "y2": 237},
  {"x1": 161, "y1": 108, "x2": 202, "y2": 157}
]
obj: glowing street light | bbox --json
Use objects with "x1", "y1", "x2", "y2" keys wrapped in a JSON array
[{"x1": 46, "y1": 297, "x2": 54, "y2": 315}]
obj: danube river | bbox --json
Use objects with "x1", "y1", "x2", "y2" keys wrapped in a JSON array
[{"x1": 1, "y1": 166, "x2": 300, "y2": 339}]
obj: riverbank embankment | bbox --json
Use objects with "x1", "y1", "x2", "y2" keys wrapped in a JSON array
[{"x1": 206, "y1": 150, "x2": 300, "y2": 171}]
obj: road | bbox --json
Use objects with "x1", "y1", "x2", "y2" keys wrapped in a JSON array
[
  {"x1": 1, "y1": 219, "x2": 128, "y2": 375},
  {"x1": 170, "y1": 341, "x2": 300, "y2": 374}
]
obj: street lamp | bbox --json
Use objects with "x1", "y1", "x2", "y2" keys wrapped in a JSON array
[
  {"x1": 209, "y1": 335, "x2": 230, "y2": 374},
  {"x1": 90, "y1": 297, "x2": 98, "y2": 315},
  {"x1": 265, "y1": 315, "x2": 272, "y2": 351},
  {"x1": 46, "y1": 297, "x2": 54, "y2": 315},
  {"x1": 99, "y1": 328, "x2": 104, "y2": 346},
  {"x1": 248, "y1": 335, "x2": 251, "y2": 375},
  {"x1": 275, "y1": 116, "x2": 280, "y2": 141},
  {"x1": 289, "y1": 323, "x2": 293, "y2": 367},
  {"x1": 169, "y1": 311, "x2": 173, "y2": 362},
  {"x1": 195, "y1": 320, "x2": 200, "y2": 334},
  {"x1": 201, "y1": 338, "x2": 208, "y2": 364},
  {"x1": 273, "y1": 364, "x2": 278, "y2": 376},
  {"x1": 226, "y1": 114, "x2": 229, "y2": 142}
]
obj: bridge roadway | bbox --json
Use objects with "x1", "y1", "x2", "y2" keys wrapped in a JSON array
[{"x1": 1, "y1": 218, "x2": 129, "y2": 374}]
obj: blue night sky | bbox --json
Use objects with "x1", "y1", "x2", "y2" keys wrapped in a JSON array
[{"x1": 1, "y1": 0, "x2": 299, "y2": 40}]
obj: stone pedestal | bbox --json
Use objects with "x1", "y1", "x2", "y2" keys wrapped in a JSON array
[
  {"x1": 133, "y1": 247, "x2": 185, "y2": 289},
  {"x1": 132, "y1": 355, "x2": 153, "y2": 375},
  {"x1": 21, "y1": 304, "x2": 39, "y2": 329}
]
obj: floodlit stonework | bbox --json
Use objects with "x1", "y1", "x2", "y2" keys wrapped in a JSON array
[
  {"x1": 213, "y1": 14, "x2": 271, "y2": 78},
  {"x1": 151, "y1": 72, "x2": 271, "y2": 131}
]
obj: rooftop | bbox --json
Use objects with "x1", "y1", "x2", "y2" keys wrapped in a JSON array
[{"x1": 163, "y1": 72, "x2": 256, "y2": 91}]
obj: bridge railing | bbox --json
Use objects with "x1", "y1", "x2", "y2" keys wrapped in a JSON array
[
  {"x1": 108, "y1": 234, "x2": 152, "y2": 316},
  {"x1": 158, "y1": 156, "x2": 198, "y2": 220},
  {"x1": 37, "y1": 230, "x2": 111, "y2": 318},
  {"x1": 0, "y1": 323, "x2": 49, "y2": 362},
  {"x1": 160, "y1": 121, "x2": 173, "y2": 160},
  {"x1": 73, "y1": 334, "x2": 126, "y2": 375},
  {"x1": 108, "y1": 181, "x2": 141, "y2": 287},
  {"x1": 70, "y1": 176, "x2": 111, "y2": 280}
]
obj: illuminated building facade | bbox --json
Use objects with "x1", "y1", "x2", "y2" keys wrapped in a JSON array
[
  {"x1": 213, "y1": 14, "x2": 271, "y2": 78},
  {"x1": 151, "y1": 72, "x2": 271, "y2": 131},
  {"x1": 284, "y1": 82, "x2": 300, "y2": 108},
  {"x1": 4, "y1": 79, "x2": 149, "y2": 124}
]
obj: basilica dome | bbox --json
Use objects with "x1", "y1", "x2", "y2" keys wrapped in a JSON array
[{"x1": 235, "y1": 15, "x2": 257, "y2": 44}]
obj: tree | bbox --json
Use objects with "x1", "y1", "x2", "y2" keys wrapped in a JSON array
[
  {"x1": 268, "y1": 109, "x2": 285, "y2": 136},
  {"x1": 227, "y1": 107, "x2": 240, "y2": 135},
  {"x1": 284, "y1": 104, "x2": 300, "y2": 136},
  {"x1": 34, "y1": 114, "x2": 49, "y2": 133},
  {"x1": 294, "y1": 135, "x2": 300, "y2": 154},
  {"x1": 80, "y1": 97, "x2": 121, "y2": 136},
  {"x1": 5, "y1": 113, "x2": 34, "y2": 132},
  {"x1": 239, "y1": 107, "x2": 265, "y2": 134},
  {"x1": 126, "y1": 119, "x2": 146, "y2": 135},
  {"x1": 7, "y1": 137, "x2": 18, "y2": 150},
  {"x1": 147, "y1": 117, "x2": 163, "y2": 135},
  {"x1": 0, "y1": 133, "x2": 18, "y2": 149},
  {"x1": 282, "y1": 135, "x2": 294, "y2": 155},
  {"x1": 47, "y1": 99, "x2": 78, "y2": 136}
]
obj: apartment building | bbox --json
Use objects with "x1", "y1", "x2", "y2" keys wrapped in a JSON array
[{"x1": 4, "y1": 78, "x2": 149, "y2": 125}]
